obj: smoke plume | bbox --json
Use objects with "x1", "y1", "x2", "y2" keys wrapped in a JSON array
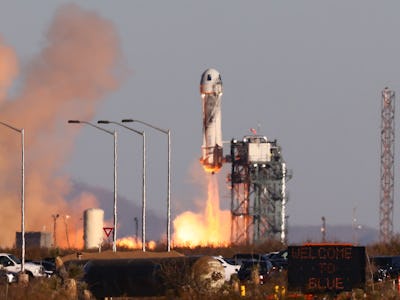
[{"x1": 0, "y1": 4, "x2": 123, "y2": 248}]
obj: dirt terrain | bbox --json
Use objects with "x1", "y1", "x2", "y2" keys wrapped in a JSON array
[{"x1": 61, "y1": 249, "x2": 185, "y2": 263}]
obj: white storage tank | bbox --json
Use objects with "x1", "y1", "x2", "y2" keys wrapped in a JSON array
[{"x1": 84, "y1": 208, "x2": 104, "y2": 249}]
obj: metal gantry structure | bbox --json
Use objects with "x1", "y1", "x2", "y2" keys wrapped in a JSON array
[
  {"x1": 380, "y1": 87, "x2": 395, "y2": 243},
  {"x1": 228, "y1": 135, "x2": 291, "y2": 245}
]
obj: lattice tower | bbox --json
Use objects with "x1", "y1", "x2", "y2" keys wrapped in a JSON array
[{"x1": 380, "y1": 87, "x2": 395, "y2": 243}]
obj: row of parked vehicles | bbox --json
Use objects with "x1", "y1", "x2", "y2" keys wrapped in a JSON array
[
  {"x1": 370, "y1": 255, "x2": 400, "y2": 282},
  {"x1": 0, "y1": 250, "x2": 287, "y2": 285},
  {"x1": 0, "y1": 253, "x2": 56, "y2": 283},
  {"x1": 213, "y1": 249, "x2": 288, "y2": 284}
]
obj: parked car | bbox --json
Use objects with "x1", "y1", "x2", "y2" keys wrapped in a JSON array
[
  {"x1": 265, "y1": 249, "x2": 288, "y2": 271},
  {"x1": 231, "y1": 253, "x2": 270, "y2": 265},
  {"x1": 370, "y1": 256, "x2": 400, "y2": 281},
  {"x1": 0, "y1": 253, "x2": 45, "y2": 278},
  {"x1": 212, "y1": 256, "x2": 241, "y2": 281},
  {"x1": 30, "y1": 260, "x2": 56, "y2": 277},
  {"x1": 0, "y1": 268, "x2": 17, "y2": 284},
  {"x1": 237, "y1": 259, "x2": 273, "y2": 285}
]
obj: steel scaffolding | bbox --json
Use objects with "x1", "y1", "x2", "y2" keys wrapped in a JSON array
[
  {"x1": 229, "y1": 136, "x2": 291, "y2": 245},
  {"x1": 380, "y1": 87, "x2": 395, "y2": 243}
]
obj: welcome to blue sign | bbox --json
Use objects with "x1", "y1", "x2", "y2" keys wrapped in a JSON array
[{"x1": 288, "y1": 245, "x2": 366, "y2": 293}]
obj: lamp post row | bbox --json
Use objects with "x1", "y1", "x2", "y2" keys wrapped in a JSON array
[
  {"x1": 122, "y1": 119, "x2": 171, "y2": 252},
  {"x1": 1, "y1": 118, "x2": 170, "y2": 258},
  {"x1": 69, "y1": 119, "x2": 171, "y2": 252}
]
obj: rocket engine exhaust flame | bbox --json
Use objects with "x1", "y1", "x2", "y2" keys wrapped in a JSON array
[
  {"x1": 173, "y1": 173, "x2": 230, "y2": 248},
  {"x1": 0, "y1": 4, "x2": 124, "y2": 248},
  {"x1": 117, "y1": 237, "x2": 156, "y2": 250},
  {"x1": 200, "y1": 68, "x2": 224, "y2": 174},
  {"x1": 173, "y1": 69, "x2": 229, "y2": 248}
]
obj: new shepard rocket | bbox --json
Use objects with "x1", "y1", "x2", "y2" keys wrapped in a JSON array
[{"x1": 200, "y1": 68, "x2": 223, "y2": 174}]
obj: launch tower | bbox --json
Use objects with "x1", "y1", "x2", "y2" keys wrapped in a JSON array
[
  {"x1": 380, "y1": 87, "x2": 395, "y2": 243},
  {"x1": 228, "y1": 135, "x2": 291, "y2": 245},
  {"x1": 198, "y1": 68, "x2": 291, "y2": 245}
]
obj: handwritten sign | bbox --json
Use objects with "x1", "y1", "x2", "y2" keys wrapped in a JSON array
[{"x1": 288, "y1": 245, "x2": 365, "y2": 293}]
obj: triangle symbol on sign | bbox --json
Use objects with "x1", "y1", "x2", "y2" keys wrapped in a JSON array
[{"x1": 103, "y1": 227, "x2": 113, "y2": 237}]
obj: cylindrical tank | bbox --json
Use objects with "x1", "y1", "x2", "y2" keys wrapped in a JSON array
[{"x1": 83, "y1": 208, "x2": 104, "y2": 249}]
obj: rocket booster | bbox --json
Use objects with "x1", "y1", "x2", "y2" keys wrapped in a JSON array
[{"x1": 200, "y1": 68, "x2": 223, "y2": 174}]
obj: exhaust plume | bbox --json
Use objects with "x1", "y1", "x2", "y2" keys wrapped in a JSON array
[
  {"x1": 0, "y1": 4, "x2": 124, "y2": 248},
  {"x1": 0, "y1": 39, "x2": 18, "y2": 104},
  {"x1": 173, "y1": 164, "x2": 231, "y2": 248}
]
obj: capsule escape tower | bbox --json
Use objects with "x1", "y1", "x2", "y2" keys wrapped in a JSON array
[{"x1": 199, "y1": 68, "x2": 292, "y2": 245}]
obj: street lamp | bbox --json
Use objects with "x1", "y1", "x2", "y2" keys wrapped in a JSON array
[
  {"x1": 321, "y1": 216, "x2": 326, "y2": 243},
  {"x1": 68, "y1": 120, "x2": 118, "y2": 252},
  {"x1": 64, "y1": 215, "x2": 71, "y2": 249},
  {"x1": 98, "y1": 120, "x2": 147, "y2": 251},
  {"x1": 122, "y1": 119, "x2": 171, "y2": 252},
  {"x1": 352, "y1": 207, "x2": 362, "y2": 245},
  {"x1": 0, "y1": 121, "x2": 25, "y2": 273}
]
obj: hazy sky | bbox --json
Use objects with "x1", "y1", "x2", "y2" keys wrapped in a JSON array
[{"x1": 1, "y1": 1, "x2": 400, "y2": 237}]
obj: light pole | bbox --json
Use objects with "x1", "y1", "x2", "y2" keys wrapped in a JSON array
[
  {"x1": 68, "y1": 120, "x2": 118, "y2": 252},
  {"x1": 122, "y1": 119, "x2": 171, "y2": 252},
  {"x1": 52, "y1": 214, "x2": 59, "y2": 247},
  {"x1": 98, "y1": 120, "x2": 147, "y2": 252},
  {"x1": 321, "y1": 216, "x2": 326, "y2": 243},
  {"x1": 0, "y1": 121, "x2": 25, "y2": 272},
  {"x1": 64, "y1": 215, "x2": 71, "y2": 249},
  {"x1": 352, "y1": 207, "x2": 362, "y2": 245},
  {"x1": 134, "y1": 217, "x2": 139, "y2": 244}
]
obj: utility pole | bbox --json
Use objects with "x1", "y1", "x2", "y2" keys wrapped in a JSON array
[
  {"x1": 52, "y1": 214, "x2": 59, "y2": 247},
  {"x1": 352, "y1": 207, "x2": 357, "y2": 245},
  {"x1": 64, "y1": 215, "x2": 71, "y2": 249},
  {"x1": 321, "y1": 216, "x2": 326, "y2": 243},
  {"x1": 134, "y1": 217, "x2": 138, "y2": 244}
]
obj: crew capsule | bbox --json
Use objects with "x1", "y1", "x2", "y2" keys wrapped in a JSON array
[{"x1": 200, "y1": 68, "x2": 223, "y2": 96}]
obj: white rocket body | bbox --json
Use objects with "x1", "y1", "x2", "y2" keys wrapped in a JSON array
[{"x1": 200, "y1": 68, "x2": 223, "y2": 173}]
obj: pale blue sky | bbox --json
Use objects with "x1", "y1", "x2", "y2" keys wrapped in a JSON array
[{"x1": 1, "y1": 1, "x2": 399, "y2": 234}]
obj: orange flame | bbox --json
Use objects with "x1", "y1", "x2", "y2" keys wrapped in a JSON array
[
  {"x1": 116, "y1": 236, "x2": 156, "y2": 250},
  {"x1": 202, "y1": 165, "x2": 221, "y2": 174},
  {"x1": 173, "y1": 174, "x2": 230, "y2": 248}
]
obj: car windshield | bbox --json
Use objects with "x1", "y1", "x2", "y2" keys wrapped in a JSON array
[
  {"x1": 242, "y1": 261, "x2": 269, "y2": 272},
  {"x1": 9, "y1": 254, "x2": 20, "y2": 264}
]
